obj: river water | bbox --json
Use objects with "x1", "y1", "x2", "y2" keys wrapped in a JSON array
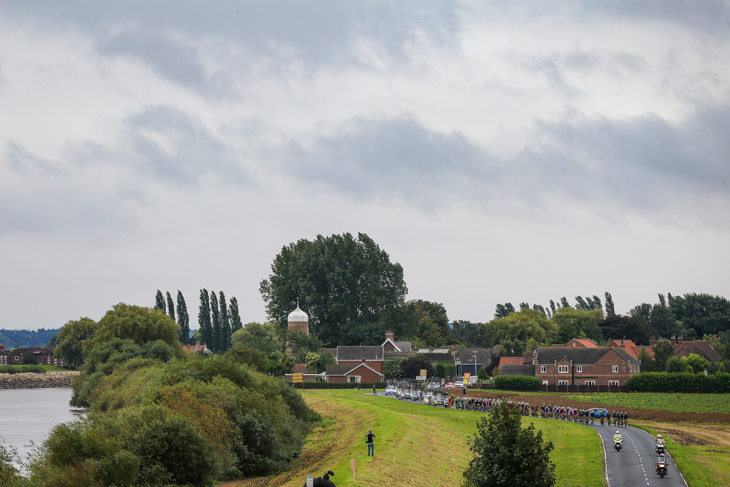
[{"x1": 0, "y1": 388, "x2": 78, "y2": 468}]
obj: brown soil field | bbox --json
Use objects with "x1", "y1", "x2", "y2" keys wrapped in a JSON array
[
  {"x1": 461, "y1": 390, "x2": 730, "y2": 424},
  {"x1": 639, "y1": 421, "x2": 730, "y2": 449}
]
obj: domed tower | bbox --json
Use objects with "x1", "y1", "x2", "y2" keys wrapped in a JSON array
[{"x1": 287, "y1": 304, "x2": 309, "y2": 336}]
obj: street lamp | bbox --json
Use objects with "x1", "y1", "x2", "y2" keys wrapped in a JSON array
[{"x1": 473, "y1": 354, "x2": 477, "y2": 378}]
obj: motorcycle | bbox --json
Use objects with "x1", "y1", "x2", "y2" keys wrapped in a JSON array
[
  {"x1": 613, "y1": 440, "x2": 622, "y2": 452},
  {"x1": 656, "y1": 461, "x2": 668, "y2": 479},
  {"x1": 656, "y1": 441, "x2": 666, "y2": 454}
]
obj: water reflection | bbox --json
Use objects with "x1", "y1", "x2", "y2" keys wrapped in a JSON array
[{"x1": 0, "y1": 388, "x2": 77, "y2": 469}]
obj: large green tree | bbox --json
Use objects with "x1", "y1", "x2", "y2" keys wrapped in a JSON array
[
  {"x1": 260, "y1": 232, "x2": 414, "y2": 345},
  {"x1": 211, "y1": 291, "x2": 221, "y2": 353},
  {"x1": 87, "y1": 304, "x2": 180, "y2": 351},
  {"x1": 219, "y1": 291, "x2": 232, "y2": 351},
  {"x1": 598, "y1": 314, "x2": 655, "y2": 346},
  {"x1": 154, "y1": 290, "x2": 165, "y2": 313},
  {"x1": 231, "y1": 322, "x2": 283, "y2": 355},
  {"x1": 165, "y1": 291, "x2": 175, "y2": 321},
  {"x1": 229, "y1": 297, "x2": 243, "y2": 334},
  {"x1": 53, "y1": 317, "x2": 99, "y2": 367},
  {"x1": 411, "y1": 299, "x2": 450, "y2": 347},
  {"x1": 198, "y1": 289, "x2": 213, "y2": 349},
  {"x1": 176, "y1": 291, "x2": 190, "y2": 345},
  {"x1": 669, "y1": 293, "x2": 730, "y2": 337},
  {"x1": 463, "y1": 402, "x2": 555, "y2": 487},
  {"x1": 549, "y1": 307, "x2": 603, "y2": 344}
]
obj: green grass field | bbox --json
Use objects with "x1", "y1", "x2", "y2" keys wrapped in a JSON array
[
  {"x1": 224, "y1": 389, "x2": 606, "y2": 487},
  {"x1": 565, "y1": 393, "x2": 730, "y2": 414}
]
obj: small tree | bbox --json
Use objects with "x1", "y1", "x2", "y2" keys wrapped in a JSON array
[{"x1": 463, "y1": 402, "x2": 555, "y2": 487}]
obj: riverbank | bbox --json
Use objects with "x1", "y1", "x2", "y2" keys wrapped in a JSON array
[{"x1": 0, "y1": 371, "x2": 79, "y2": 389}]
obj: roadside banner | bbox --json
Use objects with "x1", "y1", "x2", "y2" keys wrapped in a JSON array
[{"x1": 292, "y1": 373, "x2": 303, "y2": 383}]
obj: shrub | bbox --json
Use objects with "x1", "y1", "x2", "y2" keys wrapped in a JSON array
[
  {"x1": 494, "y1": 375, "x2": 539, "y2": 390},
  {"x1": 435, "y1": 360, "x2": 457, "y2": 378},
  {"x1": 626, "y1": 372, "x2": 730, "y2": 393}
]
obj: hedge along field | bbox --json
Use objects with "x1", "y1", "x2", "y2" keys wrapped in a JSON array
[
  {"x1": 221, "y1": 389, "x2": 606, "y2": 487},
  {"x1": 565, "y1": 393, "x2": 730, "y2": 414}
]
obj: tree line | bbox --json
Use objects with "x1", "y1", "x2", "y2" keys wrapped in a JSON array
[{"x1": 154, "y1": 289, "x2": 243, "y2": 353}]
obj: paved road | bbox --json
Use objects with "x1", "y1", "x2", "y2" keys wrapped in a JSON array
[
  {"x1": 589, "y1": 423, "x2": 687, "y2": 487},
  {"x1": 377, "y1": 393, "x2": 689, "y2": 486}
]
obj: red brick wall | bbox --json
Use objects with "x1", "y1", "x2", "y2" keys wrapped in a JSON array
[
  {"x1": 536, "y1": 352, "x2": 638, "y2": 386},
  {"x1": 383, "y1": 342, "x2": 396, "y2": 352}
]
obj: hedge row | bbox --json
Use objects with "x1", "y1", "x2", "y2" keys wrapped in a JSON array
[
  {"x1": 494, "y1": 375, "x2": 540, "y2": 390},
  {"x1": 0, "y1": 365, "x2": 46, "y2": 374},
  {"x1": 625, "y1": 372, "x2": 730, "y2": 393},
  {"x1": 290, "y1": 381, "x2": 387, "y2": 389}
]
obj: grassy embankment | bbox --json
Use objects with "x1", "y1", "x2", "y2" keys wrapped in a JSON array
[{"x1": 223, "y1": 389, "x2": 605, "y2": 487}]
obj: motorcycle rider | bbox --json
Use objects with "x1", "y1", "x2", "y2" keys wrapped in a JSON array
[
  {"x1": 656, "y1": 434, "x2": 665, "y2": 447},
  {"x1": 613, "y1": 430, "x2": 623, "y2": 445},
  {"x1": 656, "y1": 453, "x2": 667, "y2": 474}
]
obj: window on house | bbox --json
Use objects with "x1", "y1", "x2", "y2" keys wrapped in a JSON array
[
  {"x1": 558, "y1": 380, "x2": 569, "y2": 386},
  {"x1": 540, "y1": 366, "x2": 546, "y2": 373},
  {"x1": 558, "y1": 365, "x2": 569, "y2": 373},
  {"x1": 542, "y1": 380, "x2": 548, "y2": 385},
  {"x1": 576, "y1": 366, "x2": 582, "y2": 373},
  {"x1": 609, "y1": 381, "x2": 619, "y2": 386},
  {"x1": 612, "y1": 366, "x2": 619, "y2": 373},
  {"x1": 348, "y1": 376, "x2": 361, "y2": 383},
  {"x1": 585, "y1": 381, "x2": 596, "y2": 386}
]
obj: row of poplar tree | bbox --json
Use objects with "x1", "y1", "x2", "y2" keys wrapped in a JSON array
[{"x1": 154, "y1": 289, "x2": 243, "y2": 353}]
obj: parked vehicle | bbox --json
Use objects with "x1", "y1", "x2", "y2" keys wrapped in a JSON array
[
  {"x1": 385, "y1": 385, "x2": 397, "y2": 396},
  {"x1": 444, "y1": 382, "x2": 455, "y2": 389}
]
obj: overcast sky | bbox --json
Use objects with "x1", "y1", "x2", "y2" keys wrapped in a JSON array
[{"x1": 2, "y1": 1, "x2": 729, "y2": 332}]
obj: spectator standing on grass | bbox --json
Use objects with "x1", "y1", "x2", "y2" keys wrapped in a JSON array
[
  {"x1": 366, "y1": 429, "x2": 376, "y2": 457},
  {"x1": 373, "y1": 384, "x2": 376, "y2": 396}
]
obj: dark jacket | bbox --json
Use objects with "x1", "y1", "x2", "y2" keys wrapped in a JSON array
[{"x1": 366, "y1": 433, "x2": 375, "y2": 444}]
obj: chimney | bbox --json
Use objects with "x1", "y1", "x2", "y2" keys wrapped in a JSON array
[
  {"x1": 385, "y1": 330, "x2": 394, "y2": 341},
  {"x1": 678, "y1": 335, "x2": 683, "y2": 344}
]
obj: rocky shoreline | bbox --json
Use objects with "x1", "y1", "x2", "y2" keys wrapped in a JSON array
[{"x1": 0, "y1": 371, "x2": 79, "y2": 389}]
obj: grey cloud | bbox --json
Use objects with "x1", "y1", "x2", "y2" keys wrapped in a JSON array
[
  {"x1": 123, "y1": 105, "x2": 249, "y2": 186},
  {"x1": 281, "y1": 117, "x2": 496, "y2": 210},
  {"x1": 97, "y1": 29, "x2": 227, "y2": 96},
  {"x1": 278, "y1": 108, "x2": 730, "y2": 223},
  {"x1": 531, "y1": 105, "x2": 730, "y2": 215},
  {"x1": 590, "y1": 0, "x2": 730, "y2": 37},
  {"x1": 2, "y1": 1, "x2": 460, "y2": 94}
]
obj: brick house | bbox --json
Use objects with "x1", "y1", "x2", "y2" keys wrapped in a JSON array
[
  {"x1": 607, "y1": 339, "x2": 653, "y2": 360},
  {"x1": 551, "y1": 338, "x2": 599, "y2": 348},
  {"x1": 324, "y1": 363, "x2": 384, "y2": 383},
  {"x1": 325, "y1": 346, "x2": 385, "y2": 383},
  {"x1": 1, "y1": 345, "x2": 63, "y2": 366},
  {"x1": 381, "y1": 331, "x2": 412, "y2": 352},
  {"x1": 533, "y1": 347, "x2": 640, "y2": 387}
]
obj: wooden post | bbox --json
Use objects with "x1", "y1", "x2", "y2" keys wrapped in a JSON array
[{"x1": 351, "y1": 457, "x2": 357, "y2": 483}]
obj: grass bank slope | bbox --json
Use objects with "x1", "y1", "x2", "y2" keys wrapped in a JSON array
[{"x1": 223, "y1": 390, "x2": 604, "y2": 487}]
